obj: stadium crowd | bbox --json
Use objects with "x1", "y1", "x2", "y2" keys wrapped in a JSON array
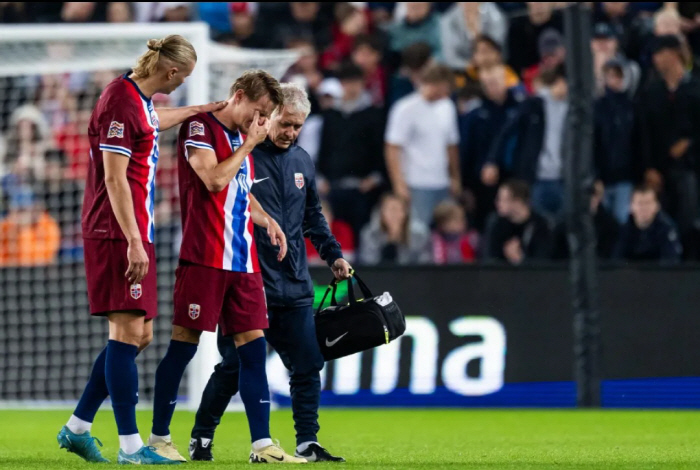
[{"x1": 0, "y1": 2, "x2": 698, "y2": 267}]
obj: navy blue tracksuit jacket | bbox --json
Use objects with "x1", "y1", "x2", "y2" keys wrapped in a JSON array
[{"x1": 250, "y1": 138, "x2": 343, "y2": 307}]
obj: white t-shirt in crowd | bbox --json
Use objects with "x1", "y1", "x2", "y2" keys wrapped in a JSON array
[{"x1": 384, "y1": 92, "x2": 460, "y2": 190}]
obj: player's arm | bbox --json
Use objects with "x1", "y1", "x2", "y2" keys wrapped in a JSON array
[
  {"x1": 157, "y1": 101, "x2": 228, "y2": 131},
  {"x1": 302, "y1": 162, "x2": 350, "y2": 279},
  {"x1": 249, "y1": 194, "x2": 287, "y2": 261},
  {"x1": 187, "y1": 111, "x2": 270, "y2": 192},
  {"x1": 103, "y1": 151, "x2": 149, "y2": 283}
]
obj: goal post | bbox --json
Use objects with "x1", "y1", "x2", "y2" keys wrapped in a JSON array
[{"x1": 0, "y1": 22, "x2": 298, "y2": 409}]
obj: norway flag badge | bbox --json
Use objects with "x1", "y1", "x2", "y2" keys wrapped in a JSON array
[
  {"x1": 189, "y1": 304, "x2": 201, "y2": 320},
  {"x1": 130, "y1": 283, "x2": 142, "y2": 300}
]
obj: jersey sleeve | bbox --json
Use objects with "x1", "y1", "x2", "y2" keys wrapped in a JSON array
[
  {"x1": 182, "y1": 118, "x2": 215, "y2": 159},
  {"x1": 98, "y1": 95, "x2": 139, "y2": 158}
]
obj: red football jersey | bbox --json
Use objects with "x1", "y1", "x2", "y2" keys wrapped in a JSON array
[
  {"x1": 82, "y1": 74, "x2": 159, "y2": 243},
  {"x1": 177, "y1": 112, "x2": 259, "y2": 273}
]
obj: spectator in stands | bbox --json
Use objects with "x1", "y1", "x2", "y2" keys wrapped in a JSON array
[
  {"x1": 591, "y1": 22, "x2": 641, "y2": 97},
  {"x1": 213, "y1": 2, "x2": 261, "y2": 48},
  {"x1": 507, "y1": 2, "x2": 563, "y2": 76},
  {"x1": 595, "y1": 59, "x2": 637, "y2": 224},
  {"x1": 483, "y1": 179, "x2": 551, "y2": 265},
  {"x1": 283, "y1": 37, "x2": 325, "y2": 111},
  {"x1": 254, "y1": 2, "x2": 332, "y2": 51},
  {"x1": 483, "y1": 65, "x2": 569, "y2": 220},
  {"x1": 388, "y1": 2, "x2": 442, "y2": 60},
  {"x1": 456, "y1": 34, "x2": 523, "y2": 92},
  {"x1": 133, "y1": 2, "x2": 191, "y2": 23},
  {"x1": 359, "y1": 193, "x2": 432, "y2": 265},
  {"x1": 593, "y1": 2, "x2": 640, "y2": 59},
  {"x1": 552, "y1": 180, "x2": 620, "y2": 260},
  {"x1": 678, "y1": 2, "x2": 700, "y2": 57},
  {"x1": 351, "y1": 34, "x2": 387, "y2": 106},
  {"x1": 440, "y1": 2, "x2": 507, "y2": 71},
  {"x1": 0, "y1": 2, "x2": 28, "y2": 22},
  {"x1": 4, "y1": 104, "x2": 51, "y2": 182},
  {"x1": 106, "y1": 2, "x2": 133, "y2": 23},
  {"x1": 388, "y1": 42, "x2": 433, "y2": 106},
  {"x1": 0, "y1": 185, "x2": 60, "y2": 266},
  {"x1": 431, "y1": 199, "x2": 476, "y2": 264},
  {"x1": 320, "y1": 2, "x2": 368, "y2": 71},
  {"x1": 36, "y1": 149, "x2": 83, "y2": 261},
  {"x1": 522, "y1": 28, "x2": 566, "y2": 95},
  {"x1": 613, "y1": 185, "x2": 682, "y2": 263},
  {"x1": 385, "y1": 63, "x2": 461, "y2": 227},
  {"x1": 306, "y1": 199, "x2": 355, "y2": 265},
  {"x1": 317, "y1": 62, "x2": 384, "y2": 239},
  {"x1": 460, "y1": 64, "x2": 522, "y2": 230},
  {"x1": 639, "y1": 35, "x2": 700, "y2": 251}
]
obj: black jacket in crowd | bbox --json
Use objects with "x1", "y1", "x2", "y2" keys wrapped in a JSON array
[
  {"x1": 552, "y1": 205, "x2": 620, "y2": 260},
  {"x1": 594, "y1": 88, "x2": 638, "y2": 184},
  {"x1": 459, "y1": 90, "x2": 522, "y2": 188},
  {"x1": 250, "y1": 139, "x2": 343, "y2": 308},
  {"x1": 612, "y1": 212, "x2": 683, "y2": 263},
  {"x1": 507, "y1": 11, "x2": 564, "y2": 75},
  {"x1": 317, "y1": 104, "x2": 385, "y2": 183},
  {"x1": 483, "y1": 211, "x2": 552, "y2": 262},
  {"x1": 487, "y1": 96, "x2": 546, "y2": 184},
  {"x1": 638, "y1": 74, "x2": 700, "y2": 174}
]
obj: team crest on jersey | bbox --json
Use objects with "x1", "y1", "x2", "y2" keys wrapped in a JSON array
[
  {"x1": 130, "y1": 283, "x2": 142, "y2": 300},
  {"x1": 189, "y1": 304, "x2": 201, "y2": 320},
  {"x1": 189, "y1": 121, "x2": 205, "y2": 137},
  {"x1": 150, "y1": 111, "x2": 159, "y2": 128},
  {"x1": 294, "y1": 173, "x2": 304, "y2": 189},
  {"x1": 108, "y1": 121, "x2": 124, "y2": 139}
]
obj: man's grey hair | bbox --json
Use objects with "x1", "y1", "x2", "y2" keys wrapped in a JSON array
[{"x1": 277, "y1": 82, "x2": 312, "y2": 117}]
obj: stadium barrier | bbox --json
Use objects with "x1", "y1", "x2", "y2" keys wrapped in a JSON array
[{"x1": 2, "y1": 263, "x2": 700, "y2": 408}]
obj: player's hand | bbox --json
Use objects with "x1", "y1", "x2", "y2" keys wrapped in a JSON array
[
  {"x1": 331, "y1": 258, "x2": 353, "y2": 280},
  {"x1": 267, "y1": 218, "x2": 287, "y2": 261},
  {"x1": 198, "y1": 101, "x2": 228, "y2": 113},
  {"x1": 126, "y1": 240, "x2": 149, "y2": 284},
  {"x1": 248, "y1": 111, "x2": 271, "y2": 145}
]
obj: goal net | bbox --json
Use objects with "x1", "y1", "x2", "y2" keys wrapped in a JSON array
[{"x1": 0, "y1": 23, "x2": 299, "y2": 409}]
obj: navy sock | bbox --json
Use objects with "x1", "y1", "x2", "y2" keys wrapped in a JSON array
[
  {"x1": 105, "y1": 340, "x2": 139, "y2": 436},
  {"x1": 74, "y1": 347, "x2": 109, "y2": 423},
  {"x1": 237, "y1": 337, "x2": 271, "y2": 442},
  {"x1": 152, "y1": 340, "x2": 198, "y2": 436}
]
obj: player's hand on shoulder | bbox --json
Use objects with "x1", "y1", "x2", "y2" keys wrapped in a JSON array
[
  {"x1": 125, "y1": 239, "x2": 149, "y2": 283},
  {"x1": 248, "y1": 111, "x2": 271, "y2": 146},
  {"x1": 198, "y1": 101, "x2": 228, "y2": 113}
]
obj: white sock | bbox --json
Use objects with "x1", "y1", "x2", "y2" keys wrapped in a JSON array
[
  {"x1": 148, "y1": 434, "x2": 171, "y2": 445},
  {"x1": 119, "y1": 434, "x2": 144, "y2": 455},
  {"x1": 252, "y1": 438, "x2": 274, "y2": 451},
  {"x1": 296, "y1": 441, "x2": 319, "y2": 454},
  {"x1": 66, "y1": 415, "x2": 92, "y2": 435}
]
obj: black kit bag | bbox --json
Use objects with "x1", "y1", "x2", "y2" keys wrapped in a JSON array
[{"x1": 314, "y1": 271, "x2": 405, "y2": 361}]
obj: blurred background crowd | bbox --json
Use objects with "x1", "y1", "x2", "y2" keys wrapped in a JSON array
[{"x1": 1, "y1": 2, "x2": 699, "y2": 267}]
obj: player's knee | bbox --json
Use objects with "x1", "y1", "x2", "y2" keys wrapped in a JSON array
[
  {"x1": 232, "y1": 330, "x2": 264, "y2": 348},
  {"x1": 172, "y1": 325, "x2": 201, "y2": 344},
  {"x1": 138, "y1": 332, "x2": 154, "y2": 352}
]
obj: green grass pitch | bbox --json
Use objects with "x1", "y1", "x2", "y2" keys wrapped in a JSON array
[{"x1": 1, "y1": 409, "x2": 699, "y2": 469}]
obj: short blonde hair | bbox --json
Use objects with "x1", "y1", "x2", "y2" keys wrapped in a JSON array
[
  {"x1": 229, "y1": 69, "x2": 283, "y2": 107},
  {"x1": 132, "y1": 35, "x2": 197, "y2": 79}
]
